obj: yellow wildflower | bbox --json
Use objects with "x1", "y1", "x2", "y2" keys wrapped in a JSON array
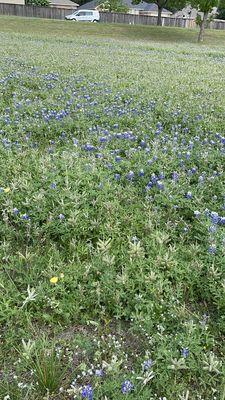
[
  {"x1": 4, "y1": 187, "x2": 10, "y2": 193},
  {"x1": 50, "y1": 276, "x2": 58, "y2": 284}
]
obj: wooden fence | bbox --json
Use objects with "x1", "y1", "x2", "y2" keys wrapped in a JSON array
[
  {"x1": 0, "y1": 3, "x2": 225, "y2": 30},
  {"x1": 0, "y1": 3, "x2": 75, "y2": 19},
  {"x1": 100, "y1": 12, "x2": 197, "y2": 28}
]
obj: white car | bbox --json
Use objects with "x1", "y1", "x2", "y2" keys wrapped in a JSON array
[{"x1": 65, "y1": 10, "x2": 100, "y2": 22}]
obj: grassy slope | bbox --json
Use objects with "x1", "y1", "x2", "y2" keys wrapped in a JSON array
[
  {"x1": 0, "y1": 16, "x2": 225, "y2": 400},
  {"x1": 0, "y1": 14, "x2": 225, "y2": 45}
]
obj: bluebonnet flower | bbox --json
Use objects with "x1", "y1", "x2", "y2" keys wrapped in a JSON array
[
  {"x1": 59, "y1": 214, "x2": 65, "y2": 220},
  {"x1": 121, "y1": 380, "x2": 134, "y2": 394},
  {"x1": 208, "y1": 245, "x2": 216, "y2": 254},
  {"x1": 95, "y1": 369, "x2": 104, "y2": 377},
  {"x1": 210, "y1": 212, "x2": 219, "y2": 224},
  {"x1": 95, "y1": 153, "x2": 103, "y2": 159},
  {"x1": 107, "y1": 163, "x2": 113, "y2": 170},
  {"x1": 208, "y1": 225, "x2": 217, "y2": 234},
  {"x1": 220, "y1": 217, "x2": 225, "y2": 225},
  {"x1": 99, "y1": 137, "x2": 107, "y2": 143},
  {"x1": 81, "y1": 384, "x2": 93, "y2": 400},
  {"x1": 194, "y1": 211, "x2": 201, "y2": 219},
  {"x1": 22, "y1": 214, "x2": 30, "y2": 221},
  {"x1": 114, "y1": 173, "x2": 121, "y2": 181},
  {"x1": 172, "y1": 171, "x2": 179, "y2": 182},
  {"x1": 157, "y1": 181, "x2": 164, "y2": 190},
  {"x1": 73, "y1": 138, "x2": 78, "y2": 146},
  {"x1": 181, "y1": 348, "x2": 189, "y2": 358},
  {"x1": 139, "y1": 169, "x2": 144, "y2": 177},
  {"x1": 151, "y1": 173, "x2": 158, "y2": 184},
  {"x1": 143, "y1": 359, "x2": 153, "y2": 371},
  {"x1": 50, "y1": 182, "x2": 57, "y2": 189},
  {"x1": 185, "y1": 191, "x2": 192, "y2": 199},
  {"x1": 13, "y1": 208, "x2": 19, "y2": 215},
  {"x1": 158, "y1": 172, "x2": 165, "y2": 180},
  {"x1": 204, "y1": 209, "x2": 210, "y2": 217},
  {"x1": 198, "y1": 175, "x2": 205, "y2": 184},
  {"x1": 126, "y1": 171, "x2": 134, "y2": 181},
  {"x1": 146, "y1": 181, "x2": 153, "y2": 190},
  {"x1": 84, "y1": 143, "x2": 95, "y2": 151}
]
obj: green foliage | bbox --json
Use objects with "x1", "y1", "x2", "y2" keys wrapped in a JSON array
[
  {"x1": 98, "y1": 0, "x2": 129, "y2": 12},
  {"x1": 25, "y1": 0, "x2": 50, "y2": 6},
  {"x1": 131, "y1": 0, "x2": 187, "y2": 25},
  {"x1": 190, "y1": 0, "x2": 218, "y2": 14},
  {"x1": 217, "y1": 0, "x2": 225, "y2": 18},
  {"x1": 0, "y1": 16, "x2": 225, "y2": 400}
]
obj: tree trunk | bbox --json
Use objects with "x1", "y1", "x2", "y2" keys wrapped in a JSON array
[
  {"x1": 157, "y1": 6, "x2": 163, "y2": 26},
  {"x1": 198, "y1": 12, "x2": 208, "y2": 42}
]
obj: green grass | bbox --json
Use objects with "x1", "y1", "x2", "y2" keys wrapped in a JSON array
[
  {"x1": 0, "y1": 15, "x2": 225, "y2": 400},
  {"x1": 0, "y1": 14, "x2": 225, "y2": 46}
]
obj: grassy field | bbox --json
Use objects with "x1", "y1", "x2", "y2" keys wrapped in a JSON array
[{"x1": 0, "y1": 16, "x2": 225, "y2": 400}]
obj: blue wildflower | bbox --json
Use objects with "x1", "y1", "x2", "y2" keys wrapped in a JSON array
[
  {"x1": 143, "y1": 359, "x2": 153, "y2": 371},
  {"x1": 194, "y1": 211, "x2": 201, "y2": 219},
  {"x1": 151, "y1": 173, "x2": 158, "y2": 184},
  {"x1": 146, "y1": 181, "x2": 153, "y2": 190},
  {"x1": 126, "y1": 171, "x2": 134, "y2": 181},
  {"x1": 13, "y1": 208, "x2": 19, "y2": 215},
  {"x1": 59, "y1": 214, "x2": 65, "y2": 220},
  {"x1": 114, "y1": 173, "x2": 121, "y2": 181},
  {"x1": 157, "y1": 180, "x2": 164, "y2": 190},
  {"x1": 198, "y1": 175, "x2": 205, "y2": 184},
  {"x1": 81, "y1": 384, "x2": 93, "y2": 400},
  {"x1": 208, "y1": 225, "x2": 217, "y2": 234},
  {"x1": 121, "y1": 380, "x2": 134, "y2": 394},
  {"x1": 185, "y1": 191, "x2": 192, "y2": 199},
  {"x1": 172, "y1": 171, "x2": 179, "y2": 182},
  {"x1": 158, "y1": 172, "x2": 165, "y2": 180},
  {"x1": 220, "y1": 217, "x2": 225, "y2": 225},
  {"x1": 208, "y1": 245, "x2": 216, "y2": 254},
  {"x1": 99, "y1": 137, "x2": 107, "y2": 143},
  {"x1": 84, "y1": 143, "x2": 95, "y2": 151},
  {"x1": 181, "y1": 348, "x2": 189, "y2": 358},
  {"x1": 211, "y1": 212, "x2": 219, "y2": 224},
  {"x1": 95, "y1": 369, "x2": 104, "y2": 377},
  {"x1": 22, "y1": 214, "x2": 30, "y2": 221}
]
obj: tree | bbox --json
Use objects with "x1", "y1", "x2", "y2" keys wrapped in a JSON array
[
  {"x1": 190, "y1": 0, "x2": 218, "y2": 41},
  {"x1": 132, "y1": 0, "x2": 186, "y2": 26},
  {"x1": 217, "y1": 0, "x2": 225, "y2": 18},
  {"x1": 26, "y1": 0, "x2": 49, "y2": 5},
  {"x1": 98, "y1": 0, "x2": 129, "y2": 12}
]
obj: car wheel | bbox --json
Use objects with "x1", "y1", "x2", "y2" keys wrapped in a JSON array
[{"x1": 93, "y1": 19, "x2": 98, "y2": 23}]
